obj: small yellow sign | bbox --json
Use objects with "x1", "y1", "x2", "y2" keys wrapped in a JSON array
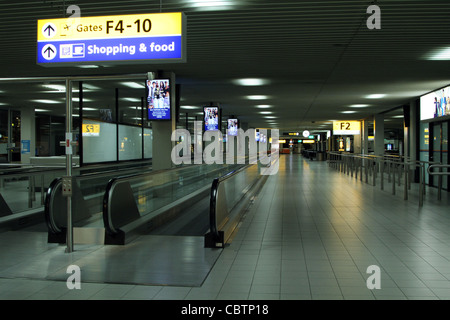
[
  {"x1": 333, "y1": 121, "x2": 361, "y2": 135},
  {"x1": 82, "y1": 124, "x2": 100, "y2": 136}
]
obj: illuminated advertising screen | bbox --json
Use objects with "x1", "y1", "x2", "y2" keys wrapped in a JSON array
[
  {"x1": 227, "y1": 119, "x2": 238, "y2": 136},
  {"x1": 204, "y1": 106, "x2": 220, "y2": 131},
  {"x1": 420, "y1": 85, "x2": 450, "y2": 120},
  {"x1": 147, "y1": 79, "x2": 171, "y2": 120}
]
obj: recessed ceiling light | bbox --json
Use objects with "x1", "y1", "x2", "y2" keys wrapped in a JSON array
[
  {"x1": 366, "y1": 94, "x2": 386, "y2": 99},
  {"x1": 349, "y1": 104, "x2": 369, "y2": 108},
  {"x1": 234, "y1": 78, "x2": 269, "y2": 86},
  {"x1": 246, "y1": 95, "x2": 270, "y2": 100}
]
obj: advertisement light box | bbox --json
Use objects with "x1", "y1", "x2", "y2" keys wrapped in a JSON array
[
  {"x1": 227, "y1": 119, "x2": 238, "y2": 136},
  {"x1": 420, "y1": 85, "x2": 450, "y2": 120},
  {"x1": 204, "y1": 107, "x2": 220, "y2": 131},
  {"x1": 37, "y1": 12, "x2": 186, "y2": 66},
  {"x1": 147, "y1": 78, "x2": 171, "y2": 120}
]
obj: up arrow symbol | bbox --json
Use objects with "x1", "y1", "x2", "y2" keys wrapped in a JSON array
[
  {"x1": 44, "y1": 24, "x2": 55, "y2": 37},
  {"x1": 42, "y1": 23, "x2": 56, "y2": 38},
  {"x1": 44, "y1": 45, "x2": 55, "y2": 58}
]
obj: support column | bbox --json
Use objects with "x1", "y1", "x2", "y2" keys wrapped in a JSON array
[
  {"x1": 362, "y1": 119, "x2": 369, "y2": 155},
  {"x1": 151, "y1": 71, "x2": 176, "y2": 171},
  {"x1": 374, "y1": 114, "x2": 384, "y2": 156},
  {"x1": 408, "y1": 99, "x2": 418, "y2": 162},
  {"x1": 19, "y1": 107, "x2": 35, "y2": 164}
]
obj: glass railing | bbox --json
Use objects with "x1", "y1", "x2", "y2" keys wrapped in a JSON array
[
  {"x1": 102, "y1": 162, "x2": 245, "y2": 244},
  {"x1": 326, "y1": 151, "x2": 444, "y2": 207}
]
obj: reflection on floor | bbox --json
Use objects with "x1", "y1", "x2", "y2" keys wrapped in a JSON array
[{"x1": 1, "y1": 154, "x2": 450, "y2": 300}]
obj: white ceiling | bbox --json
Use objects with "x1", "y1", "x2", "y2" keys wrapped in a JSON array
[{"x1": 1, "y1": 0, "x2": 450, "y2": 133}]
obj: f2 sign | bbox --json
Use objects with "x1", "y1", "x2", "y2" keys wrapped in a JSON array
[{"x1": 333, "y1": 121, "x2": 361, "y2": 135}]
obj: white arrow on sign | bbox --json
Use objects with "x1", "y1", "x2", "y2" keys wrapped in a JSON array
[
  {"x1": 42, "y1": 44, "x2": 57, "y2": 60},
  {"x1": 42, "y1": 22, "x2": 57, "y2": 39}
]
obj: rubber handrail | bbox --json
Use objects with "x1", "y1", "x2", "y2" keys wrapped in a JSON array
[{"x1": 44, "y1": 177, "x2": 63, "y2": 234}]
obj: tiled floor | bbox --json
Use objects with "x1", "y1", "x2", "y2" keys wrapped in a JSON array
[{"x1": 1, "y1": 154, "x2": 450, "y2": 300}]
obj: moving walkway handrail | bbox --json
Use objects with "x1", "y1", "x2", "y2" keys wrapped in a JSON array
[
  {"x1": 102, "y1": 163, "x2": 232, "y2": 237},
  {"x1": 208, "y1": 163, "x2": 254, "y2": 244},
  {"x1": 44, "y1": 160, "x2": 154, "y2": 238}
]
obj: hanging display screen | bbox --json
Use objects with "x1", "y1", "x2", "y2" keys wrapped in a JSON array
[
  {"x1": 420, "y1": 85, "x2": 450, "y2": 120},
  {"x1": 227, "y1": 119, "x2": 238, "y2": 136},
  {"x1": 204, "y1": 106, "x2": 220, "y2": 131},
  {"x1": 147, "y1": 78, "x2": 171, "y2": 120}
]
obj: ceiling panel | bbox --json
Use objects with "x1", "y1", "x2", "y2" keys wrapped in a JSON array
[{"x1": 0, "y1": 0, "x2": 450, "y2": 132}]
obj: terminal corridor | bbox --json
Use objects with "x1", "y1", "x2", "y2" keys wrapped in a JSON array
[{"x1": 1, "y1": 154, "x2": 450, "y2": 300}]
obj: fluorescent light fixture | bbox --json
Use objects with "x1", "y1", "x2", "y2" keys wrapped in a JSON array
[
  {"x1": 425, "y1": 47, "x2": 450, "y2": 60},
  {"x1": 83, "y1": 84, "x2": 100, "y2": 90},
  {"x1": 349, "y1": 104, "x2": 369, "y2": 108},
  {"x1": 187, "y1": 0, "x2": 236, "y2": 10},
  {"x1": 72, "y1": 97, "x2": 93, "y2": 102},
  {"x1": 34, "y1": 109, "x2": 50, "y2": 112},
  {"x1": 122, "y1": 97, "x2": 140, "y2": 102},
  {"x1": 121, "y1": 82, "x2": 145, "y2": 89},
  {"x1": 82, "y1": 107, "x2": 97, "y2": 111},
  {"x1": 129, "y1": 106, "x2": 143, "y2": 109},
  {"x1": 234, "y1": 78, "x2": 269, "y2": 86},
  {"x1": 256, "y1": 105, "x2": 272, "y2": 108},
  {"x1": 42, "y1": 84, "x2": 66, "y2": 92},
  {"x1": 341, "y1": 111, "x2": 356, "y2": 114},
  {"x1": 392, "y1": 115, "x2": 404, "y2": 118},
  {"x1": 264, "y1": 116, "x2": 277, "y2": 119},
  {"x1": 366, "y1": 94, "x2": 386, "y2": 99},
  {"x1": 259, "y1": 111, "x2": 272, "y2": 114},
  {"x1": 246, "y1": 95, "x2": 270, "y2": 100},
  {"x1": 31, "y1": 99, "x2": 61, "y2": 104},
  {"x1": 78, "y1": 65, "x2": 99, "y2": 69},
  {"x1": 180, "y1": 105, "x2": 199, "y2": 109}
]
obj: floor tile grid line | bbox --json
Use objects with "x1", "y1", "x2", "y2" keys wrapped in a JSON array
[
  {"x1": 322, "y1": 165, "x2": 443, "y2": 299},
  {"x1": 214, "y1": 169, "x2": 279, "y2": 299},
  {"x1": 336, "y1": 178, "x2": 450, "y2": 280},
  {"x1": 250, "y1": 170, "x2": 283, "y2": 299},
  {"x1": 296, "y1": 166, "x2": 373, "y2": 300},
  {"x1": 325, "y1": 167, "x2": 450, "y2": 263},
  {"x1": 332, "y1": 164, "x2": 450, "y2": 237},
  {"x1": 300, "y1": 161, "x2": 410, "y2": 297}
]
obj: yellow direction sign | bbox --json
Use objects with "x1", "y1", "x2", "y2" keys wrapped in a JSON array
[
  {"x1": 333, "y1": 121, "x2": 361, "y2": 135},
  {"x1": 37, "y1": 12, "x2": 186, "y2": 65}
]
